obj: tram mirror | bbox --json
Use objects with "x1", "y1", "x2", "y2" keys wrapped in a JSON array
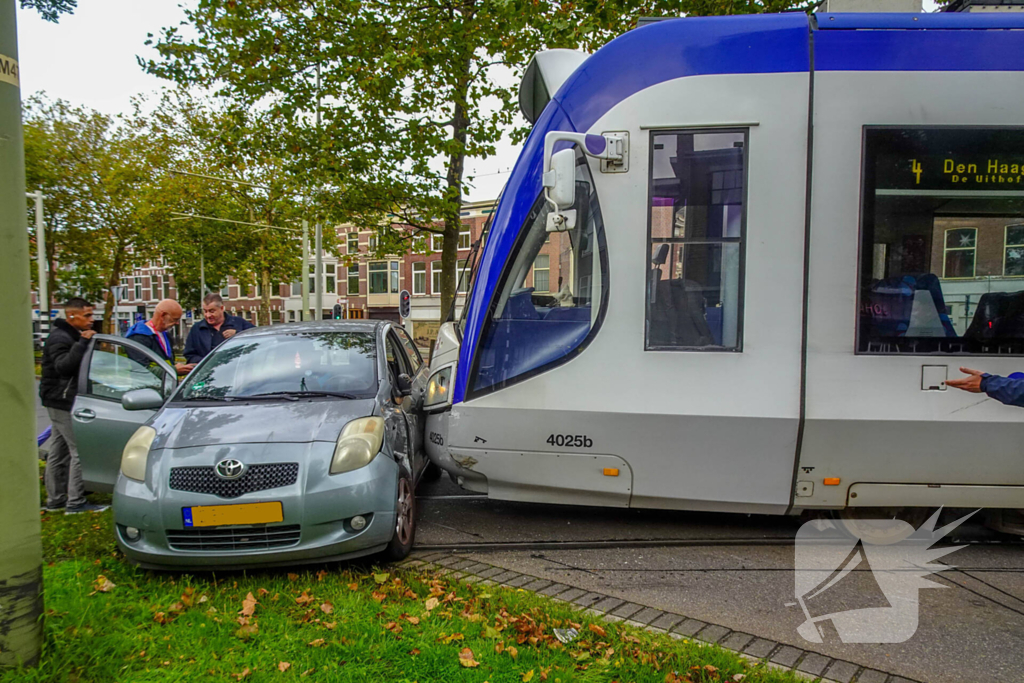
[{"x1": 545, "y1": 148, "x2": 576, "y2": 211}]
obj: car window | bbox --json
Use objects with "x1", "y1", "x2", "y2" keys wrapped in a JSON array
[
  {"x1": 179, "y1": 331, "x2": 377, "y2": 399},
  {"x1": 386, "y1": 334, "x2": 411, "y2": 380},
  {"x1": 87, "y1": 341, "x2": 165, "y2": 401},
  {"x1": 394, "y1": 328, "x2": 422, "y2": 371}
]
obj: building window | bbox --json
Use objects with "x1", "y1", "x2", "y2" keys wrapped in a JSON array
[
  {"x1": 369, "y1": 235, "x2": 378, "y2": 250},
  {"x1": 163, "y1": 274, "x2": 171, "y2": 299},
  {"x1": 530, "y1": 255, "x2": 549, "y2": 293},
  {"x1": 369, "y1": 262, "x2": 388, "y2": 294},
  {"x1": 431, "y1": 261, "x2": 442, "y2": 295},
  {"x1": 134, "y1": 278, "x2": 142, "y2": 301},
  {"x1": 289, "y1": 310, "x2": 296, "y2": 322},
  {"x1": 325, "y1": 263, "x2": 336, "y2": 294},
  {"x1": 256, "y1": 282, "x2": 263, "y2": 298},
  {"x1": 413, "y1": 235, "x2": 427, "y2": 253},
  {"x1": 151, "y1": 277, "x2": 160, "y2": 301},
  {"x1": 390, "y1": 261, "x2": 399, "y2": 293},
  {"x1": 221, "y1": 283, "x2": 230, "y2": 297},
  {"x1": 431, "y1": 234, "x2": 443, "y2": 252},
  {"x1": 646, "y1": 129, "x2": 746, "y2": 350},
  {"x1": 943, "y1": 228, "x2": 977, "y2": 279},
  {"x1": 348, "y1": 232, "x2": 359, "y2": 252},
  {"x1": 1005, "y1": 224, "x2": 1024, "y2": 276},
  {"x1": 308, "y1": 263, "x2": 316, "y2": 294},
  {"x1": 348, "y1": 265, "x2": 359, "y2": 295},
  {"x1": 291, "y1": 281, "x2": 301, "y2": 296},
  {"x1": 459, "y1": 227, "x2": 471, "y2": 250},
  {"x1": 413, "y1": 262, "x2": 426, "y2": 295}
]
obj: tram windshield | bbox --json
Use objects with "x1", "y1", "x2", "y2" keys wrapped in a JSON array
[
  {"x1": 470, "y1": 148, "x2": 607, "y2": 395},
  {"x1": 859, "y1": 127, "x2": 1024, "y2": 355}
]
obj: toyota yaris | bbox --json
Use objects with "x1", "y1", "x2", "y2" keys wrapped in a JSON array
[{"x1": 69, "y1": 321, "x2": 432, "y2": 569}]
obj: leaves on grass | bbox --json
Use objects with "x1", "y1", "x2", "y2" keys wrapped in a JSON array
[
  {"x1": 371, "y1": 591, "x2": 387, "y2": 603},
  {"x1": 400, "y1": 613, "x2": 420, "y2": 625},
  {"x1": 438, "y1": 632, "x2": 464, "y2": 644},
  {"x1": 621, "y1": 633, "x2": 641, "y2": 644},
  {"x1": 308, "y1": 638, "x2": 326, "y2": 647},
  {"x1": 232, "y1": 668, "x2": 251, "y2": 680},
  {"x1": 295, "y1": 591, "x2": 315, "y2": 606},
  {"x1": 276, "y1": 661, "x2": 291, "y2": 672},
  {"x1": 384, "y1": 621, "x2": 403, "y2": 635},
  {"x1": 153, "y1": 612, "x2": 172, "y2": 625},
  {"x1": 408, "y1": 648, "x2": 421, "y2": 656},
  {"x1": 522, "y1": 670, "x2": 535, "y2": 682},
  {"x1": 90, "y1": 575, "x2": 115, "y2": 594},
  {"x1": 235, "y1": 622, "x2": 259, "y2": 639},
  {"x1": 348, "y1": 582, "x2": 359, "y2": 591},
  {"x1": 287, "y1": 573, "x2": 299, "y2": 581},
  {"x1": 425, "y1": 597, "x2": 439, "y2": 611},
  {"x1": 373, "y1": 572, "x2": 390, "y2": 584},
  {"x1": 240, "y1": 592, "x2": 258, "y2": 617},
  {"x1": 458, "y1": 647, "x2": 480, "y2": 668},
  {"x1": 507, "y1": 645, "x2": 519, "y2": 659},
  {"x1": 257, "y1": 588, "x2": 270, "y2": 597},
  {"x1": 180, "y1": 587, "x2": 195, "y2": 606},
  {"x1": 323, "y1": 622, "x2": 337, "y2": 630},
  {"x1": 320, "y1": 601, "x2": 334, "y2": 614},
  {"x1": 483, "y1": 625, "x2": 501, "y2": 639},
  {"x1": 316, "y1": 570, "x2": 328, "y2": 581},
  {"x1": 588, "y1": 623, "x2": 607, "y2": 637}
]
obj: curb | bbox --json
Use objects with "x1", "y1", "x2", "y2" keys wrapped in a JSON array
[{"x1": 396, "y1": 552, "x2": 922, "y2": 683}]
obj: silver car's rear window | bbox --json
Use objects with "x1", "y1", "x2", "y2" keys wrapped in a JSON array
[{"x1": 180, "y1": 332, "x2": 377, "y2": 400}]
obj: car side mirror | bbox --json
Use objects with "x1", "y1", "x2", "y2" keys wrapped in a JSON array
[
  {"x1": 395, "y1": 373, "x2": 414, "y2": 398},
  {"x1": 122, "y1": 388, "x2": 165, "y2": 411}
]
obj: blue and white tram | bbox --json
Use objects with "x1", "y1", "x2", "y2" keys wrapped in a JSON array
[{"x1": 423, "y1": 11, "x2": 1024, "y2": 518}]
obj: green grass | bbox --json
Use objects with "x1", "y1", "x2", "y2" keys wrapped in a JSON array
[{"x1": 9, "y1": 505, "x2": 804, "y2": 683}]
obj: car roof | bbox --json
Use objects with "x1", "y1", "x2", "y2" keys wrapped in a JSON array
[{"x1": 234, "y1": 320, "x2": 387, "y2": 338}]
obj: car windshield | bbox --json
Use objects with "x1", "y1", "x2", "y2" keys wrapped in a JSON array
[{"x1": 178, "y1": 331, "x2": 377, "y2": 401}]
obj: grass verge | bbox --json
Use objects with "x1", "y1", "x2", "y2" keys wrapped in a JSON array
[{"x1": 7, "y1": 508, "x2": 803, "y2": 683}]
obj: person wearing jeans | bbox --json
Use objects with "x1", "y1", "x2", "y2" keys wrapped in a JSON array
[{"x1": 38, "y1": 298, "x2": 108, "y2": 514}]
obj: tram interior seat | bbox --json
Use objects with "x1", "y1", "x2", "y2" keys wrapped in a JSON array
[{"x1": 965, "y1": 290, "x2": 1024, "y2": 342}]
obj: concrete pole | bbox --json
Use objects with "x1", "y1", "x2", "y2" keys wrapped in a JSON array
[
  {"x1": 0, "y1": 0, "x2": 44, "y2": 668},
  {"x1": 301, "y1": 219, "x2": 309, "y2": 321},
  {"x1": 314, "y1": 222, "x2": 323, "y2": 321}
]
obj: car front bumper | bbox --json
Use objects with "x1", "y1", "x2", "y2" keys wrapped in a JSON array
[{"x1": 113, "y1": 441, "x2": 398, "y2": 569}]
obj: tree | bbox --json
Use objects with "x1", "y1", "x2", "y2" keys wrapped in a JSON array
[{"x1": 19, "y1": 0, "x2": 76, "y2": 22}]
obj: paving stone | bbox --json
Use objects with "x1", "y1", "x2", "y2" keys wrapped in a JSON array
[
  {"x1": 854, "y1": 670, "x2": 889, "y2": 683},
  {"x1": 537, "y1": 582, "x2": 572, "y2": 597},
  {"x1": 742, "y1": 638, "x2": 777, "y2": 659},
  {"x1": 610, "y1": 602, "x2": 644, "y2": 619},
  {"x1": 796, "y1": 653, "x2": 830, "y2": 677},
  {"x1": 572, "y1": 592, "x2": 606, "y2": 608},
  {"x1": 434, "y1": 555, "x2": 464, "y2": 567},
  {"x1": 462, "y1": 562, "x2": 492, "y2": 575},
  {"x1": 553, "y1": 587, "x2": 586, "y2": 602},
  {"x1": 719, "y1": 632, "x2": 754, "y2": 652},
  {"x1": 589, "y1": 597, "x2": 625, "y2": 613},
  {"x1": 822, "y1": 660, "x2": 859, "y2": 683},
  {"x1": 770, "y1": 646, "x2": 804, "y2": 668},
  {"x1": 477, "y1": 579, "x2": 496, "y2": 587},
  {"x1": 670, "y1": 618, "x2": 708, "y2": 637},
  {"x1": 448, "y1": 558, "x2": 478, "y2": 571},
  {"x1": 648, "y1": 612, "x2": 685, "y2": 632},
  {"x1": 506, "y1": 574, "x2": 537, "y2": 588},
  {"x1": 477, "y1": 566, "x2": 505, "y2": 579},
  {"x1": 411, "y1": 551, "x2": 447, "y2": 562},
  {"x1": 629, "y1": 607, "x2": 665, "y2": 626},
  {"x1": 461, "y1": 575, "x2": 483, "y2": 585},
  {"x1": 520, "y1": 578, "x2": 553, "y2": 592},
  {"x1": 889, "y1": 678, "x2": 919, "y2": 683},
  {"x1": 492, "y1": 570, "x2": 522, "y2": 584},
  {"x1": 695, "y1": 624, "x2": 730, "y2": 644}
]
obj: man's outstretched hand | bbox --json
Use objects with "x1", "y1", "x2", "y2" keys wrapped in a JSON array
[{"x1": 946, "y1": 367, "x2": 985, "y2": 393}]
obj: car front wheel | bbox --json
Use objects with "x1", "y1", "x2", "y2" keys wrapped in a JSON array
[{"x1": 382, "y1": 469, "x2": 416, "y2": 561}]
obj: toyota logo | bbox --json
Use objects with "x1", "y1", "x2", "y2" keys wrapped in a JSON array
[{"x1": 215, "y1": 459, "x2": 245, "y2": 480}]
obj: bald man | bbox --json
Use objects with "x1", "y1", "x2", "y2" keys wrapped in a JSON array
[{"x1": 125, "y1": 299, "x2": 194, "y2": 376}]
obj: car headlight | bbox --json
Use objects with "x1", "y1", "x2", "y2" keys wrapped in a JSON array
[
  {"x1": 330, "y1": 417, "x2": 385, "y2": 475},
  {"x1": 121, "y1": 425, "x2": 156, "y2": 482},
  {"x1": 424, "y1": 365, "x2": 454, "y2": 409}
]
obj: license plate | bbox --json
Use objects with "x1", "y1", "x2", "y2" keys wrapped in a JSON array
[{"x1": 182, "y1": 502, "x2": 284, "y2": 528}]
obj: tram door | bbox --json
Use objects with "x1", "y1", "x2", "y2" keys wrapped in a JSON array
[{"x1": 799, "y1": 63, "x2": 1024, "y2": 509}]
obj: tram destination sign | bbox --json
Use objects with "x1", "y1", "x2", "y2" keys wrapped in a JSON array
[{"x1": 870, "y1": 128, "x2": 1024, "y2": 192}]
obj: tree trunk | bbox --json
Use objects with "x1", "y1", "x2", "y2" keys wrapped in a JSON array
[
  {"x1": 260, "y1": 268, "x2": 272, "y2": 326},
  {"x1": 439, "y1": 55, "x2": 472, "y2": 325},
  {"x1": 101, "y1": 248, "x2": 124, "y2": 335}
]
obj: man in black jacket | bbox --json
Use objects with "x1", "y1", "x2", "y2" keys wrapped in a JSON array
[
  {"x1": 183, "y1": 293, "x2": 254, "y2": 364},
  {"x1": 38, "y1": 298, "x2": 107, "y2": 514}
]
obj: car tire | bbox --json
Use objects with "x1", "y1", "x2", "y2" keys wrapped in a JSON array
[
  {"x1": 382, "y1": 468, "x2": 416, "y2": 561},
  {"x1": 421, "y1": 460, "x2": 443, "y2": 483}
]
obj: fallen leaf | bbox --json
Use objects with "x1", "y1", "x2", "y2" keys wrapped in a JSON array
[
  {"x1": 494, "y1": 642, "x2": 505, "y2": 654},
  {"x1": 373, "y1": 572, "x2": 390, "y2": 584},
  {"x1": 240, "y1": 592, "x2": 258, "y2": 617},
  {"x1": 278, "y1": 662, "x2": 291, "y2": 672},
  {"x1": 258, "y1": 588, "x2": 270, "y2": 597},
  {"x1": 588, "y1": 624, "x2": 607, "y2": 637},
  {"x1": 507, "y1": 645, "x2": 519, "y2": 659},
  {"x1": 704, "y1": 665, "x2": 718, "y2": 673},
  {"x1": 348, "y1": 582, "x2": 359, "y2": 591},
  {"x1": 169, "y1": 602, "x2": 185, "y2": 613},
  {"x1": 323, "y1": 621, "x2": 337, "y2": 630},
  {"x1": 235, "y1": 623, "x2": 259, "y2": 639},
  {"x1": 181, "y1": 587, "x2": 195, "y2": 606},
  {"x1": 408, "y1": 648, "x2": 421, "y2": 656},
  {"x1": 371, "y1": 591, "x2": 387, "y2": 603},
  {"x1": 320, "y1": 602, "x2": 334, "y2": 614},
  {"x1": 439, "y1": 632, "x2": 464, "y2": 644},
  {"x1": 425, "y1": 597, "x2": 439, "y2": 611},
  {"x1": 198, "y1": 595, "x2": 209, "y2": 604},
  {"x1": 316, "y1": 570, "x2": 328, "y2": 581},
  {"x1": 385, "y1": 621, "x2": 403, "y2": 635},
  {"x1": 295, "y1": 591, "x2": 315, "y2": 606},
  {"x1": 458, "y1": 647, "x2": 480, "y2": 668},
  {"x1": 300, "y1": 669, "x2": 315, "y2": 677},
  {"x1": 232, "y1": 668, "x2": 251, "y2": 680},
  {"x1": 522, "y1": 670, "x2": 535, "y2": 682},
  {"x1": 403, "y1": 589, "x2": 417, "y2": 599},
  {"x1": 153, "y1": 612, "x2": 171, "y2": 625},
  {"x1": 93, "y1": 575, "x2": 115, "y2": 593},
  {"x1": 307, "y1": 638, "x2": 325, "y2": 648},
  {"x1": 287, "y1": 573, "x2": 299, "y2": 581},
  {"x1": 483, "y1": 625, "x2": 501, "y2": 639},
  {"x1": 732, "y1": 675, "x2": 746, "y2": 682},
  {"x1": 621, "y1": 634, "x2": 641, "y2": 644}
]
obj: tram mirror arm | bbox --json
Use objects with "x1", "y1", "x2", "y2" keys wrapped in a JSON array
[{"x1": 542, "y1": 131, "x2": 623, "y2": 233}]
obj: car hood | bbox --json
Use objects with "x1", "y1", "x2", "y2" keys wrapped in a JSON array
[{"x1": 150, "y1": 399, "x2": 378, "y2": 450}]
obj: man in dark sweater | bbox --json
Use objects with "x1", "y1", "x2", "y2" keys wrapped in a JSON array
[
  {"x1": 38, "y1": 298, "x2": 106, "y2": 514},
  {"x1": 183, "y1": 293, "x2": 254, "y2": 364}
]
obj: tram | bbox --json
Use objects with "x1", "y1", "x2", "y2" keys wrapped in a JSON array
[{"x1": 422, "y1": 11, "x2": 1024, "y2": 519}]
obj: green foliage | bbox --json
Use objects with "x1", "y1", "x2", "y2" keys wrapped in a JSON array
[{"x1": 19, "y1": 0, "x2": 76, "y2": 23}]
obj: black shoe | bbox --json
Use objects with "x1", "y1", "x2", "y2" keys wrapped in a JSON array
[
  {"x1": 43, "y1": 503, "x2": 66, "y2": 512},
  {"x1": 65, "y1": 502, "x2": 110, "y2": 515}
]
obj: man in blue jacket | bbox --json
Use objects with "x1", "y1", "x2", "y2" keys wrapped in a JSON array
[
  {"x1": 948, "y1": 367, "x2": 1024, "y2": 406},
  {"x1": 125, "y1": 299, "x2": 192, "y2": 376},
  {"x1": 183, "y1": 293, "x2": 254, "y2": 364}
]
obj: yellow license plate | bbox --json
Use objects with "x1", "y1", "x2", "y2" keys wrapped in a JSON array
[{"x1": 183, "y1": 502, "x2": 284, "y2": 528}]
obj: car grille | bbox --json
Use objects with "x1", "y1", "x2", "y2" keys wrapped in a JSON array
[
  {"x1": 169, "y1": 463, "x2": 299, "y2": 498},
  {"x1": 166, "y1": 525, "x2": 301, "y2": 551}
]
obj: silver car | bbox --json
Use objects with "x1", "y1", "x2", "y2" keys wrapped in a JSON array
[{"x1": 70, "y1": 321, "x2": 432, "y2": 569}]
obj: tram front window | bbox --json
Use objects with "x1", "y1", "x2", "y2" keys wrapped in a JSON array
[
  {"x1": 470, "y1": 149, "x2": 608, "y2": 395},
  {"x1": 859, "y1": 128, "x2": 1024, "y2": 355}
]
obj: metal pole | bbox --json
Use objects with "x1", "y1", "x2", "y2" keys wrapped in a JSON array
[
  {"x1": 0, "y1": 0, "x2": 44, "y2": 667},
  {"x1": 200, "y1": 248, "x2": 205, "y2": 298},
  {"x1": 301, "y1": 219, "x2": 310, "y2": 321},
  {"x1": 28, "y1": 190, "x2": 46, "y2": 332},
  {"x1": 314, "y1": 222, "x2": 323, "y2": 320}
]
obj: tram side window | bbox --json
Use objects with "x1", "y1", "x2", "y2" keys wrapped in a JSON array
[
  {"x1": 646, "y1": 130, "x2": 746, "y2": 351},
  {"x1": 858, "y1": 128, "x2": 1024, "y2": 355},
  {"x1": 471, "y1": 148, "x2": 608, "y2": 395}
]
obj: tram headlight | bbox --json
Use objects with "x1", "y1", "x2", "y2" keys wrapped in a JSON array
[
  {"x1": 424, "y1": 365, "x2": 455, "y2": 410},
  {"x1": 121, "y1": 425, "x2": 156, "y2": 482},
  {"x1": 330, "y1": 417, "x2": 384, "y2": 475}
]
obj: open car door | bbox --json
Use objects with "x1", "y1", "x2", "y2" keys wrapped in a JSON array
[{"x1": 71, "y1": 334, "x2": 177, "y2": 492}]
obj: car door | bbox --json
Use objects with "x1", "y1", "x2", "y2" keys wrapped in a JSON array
[
  {"x1": 72, "y1": 334, "x2": 177, "y2": 492},
  {"x1": 382, "y1": 330, "x2": 421, "y2": 479},
  {"x1": 393, "y1": 327, "x2": 428, "y2": 464}
]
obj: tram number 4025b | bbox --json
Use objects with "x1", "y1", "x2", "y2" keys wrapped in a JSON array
[{"x1": 547, "y1": 434, "x2": 593, "y2": 449}]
